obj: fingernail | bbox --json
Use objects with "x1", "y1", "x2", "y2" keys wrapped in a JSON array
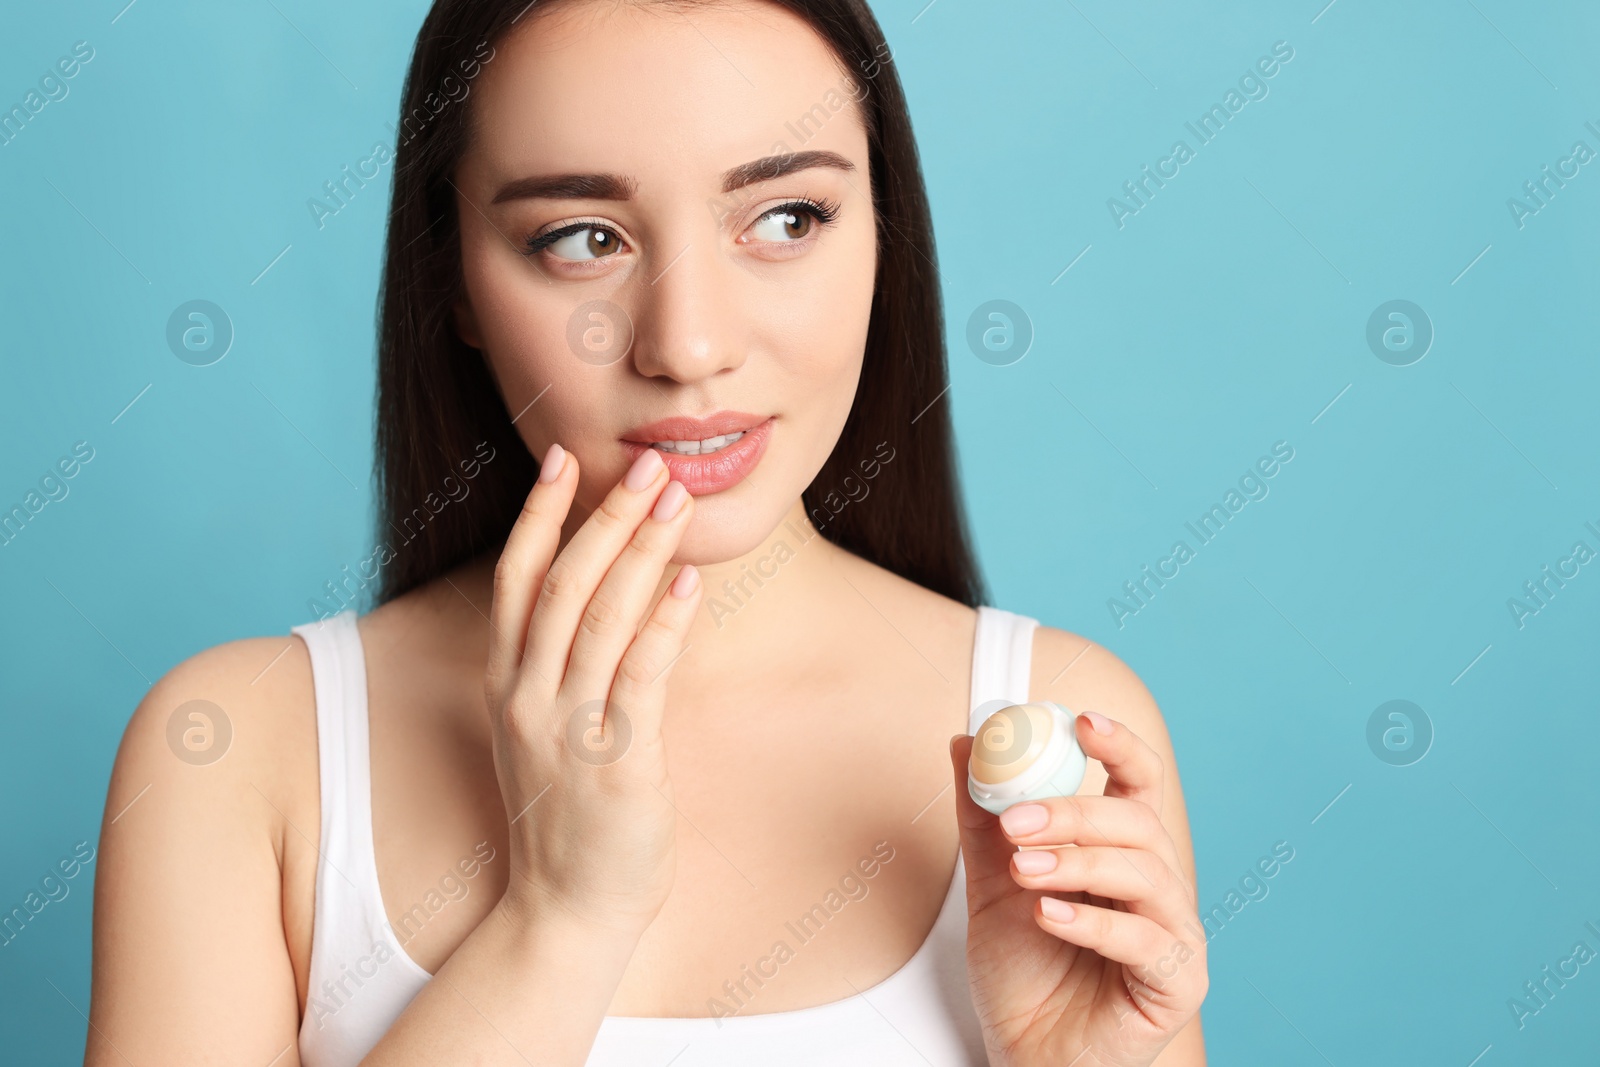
[
  {"x1": 669, "y1": 564, "x2": 700, "y2": 599},
  {"x1": 1013, "y1": 849, "x2": 1057, "y2": 875},
  {"x1": 652, "y1": 481, "x2": 688, "y2": 521},
  {"x1": 1000, "y1": 803, "x2": 1048, "y2": 836},
  {"x1": 538, "y1": 443, "x2": 565, "y2": 484},
  {"x1": 1040, "y1": 897, "x2": 1076, "y2": 923},
  {"x1": 625, "y1": 448, "x2": 665, "y2": 491},
  {"x1": 1083, "y1": 711, "x2": 1114, "y2": 736}
]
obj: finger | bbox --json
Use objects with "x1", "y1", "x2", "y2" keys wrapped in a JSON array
[
  {"x1": 1033, "y1": 896, "x2": 1206, "y2": 1011},
  {"x1": 487, "y1": 443, "x2": 578, "y2": 699},
  {"x1": 562, "y1": 480, "x2": 695, "y2": 698},
  {"x1": 1009, "y1": 845, "x2": 1194, "y2": 932},
  {"x1": 948, "y1": 734, "x2": 1020, "y2": 912},
  {"x1": 997, "y1": 795, "x2": 1183, "y2": 882},
  {"x1": 1076, "y1": 711, "x2": 1165, "y2": 817},
  {"x1": 523, "y1": 448, "x2": 670, "y2": 687},
  {"x1": 607, "y1": 563, "x2": 702, "y2": 752}
]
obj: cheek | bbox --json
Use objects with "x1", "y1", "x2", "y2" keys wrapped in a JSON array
[
  {"x1": 465, "y1": 246, "x2": 567, "y2": 382},
  {"x1": 766, "y1": 232, "x2": 875, "y2": 406},
  {"x1": 461, "y1": 235, "x2": 606, "y2": 445}
]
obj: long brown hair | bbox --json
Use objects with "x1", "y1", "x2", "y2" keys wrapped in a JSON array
[{"x1": 373, "y1": 0, "x2": 987, "y2": 609}]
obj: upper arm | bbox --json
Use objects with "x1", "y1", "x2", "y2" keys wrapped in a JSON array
[
  {"x1": 1030, "y1": 625, "x2": 1208, "y2": 1063},
  {"x1": 88, "y1": 637, "x2": 312, "y2": 1065},
  {"x1": 1030, "y1": 626, "x2": 1198, "y2": 888}
]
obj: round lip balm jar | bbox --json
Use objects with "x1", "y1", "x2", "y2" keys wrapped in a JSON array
[{"x1": 968, "y1": 701, "x2": 1087, "y2": 816}]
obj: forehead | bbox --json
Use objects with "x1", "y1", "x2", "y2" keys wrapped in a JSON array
[{"x1": 464, "y1": 1, "x2": 868, "y2": 187}]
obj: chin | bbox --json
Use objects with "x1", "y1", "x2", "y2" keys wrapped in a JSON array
[{"x1": 671, "y1": 488, "x2": 801, "y2": 566}]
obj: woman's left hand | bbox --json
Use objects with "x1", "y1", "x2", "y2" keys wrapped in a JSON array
[{"x1": 948, "y1": 711, "x2": 1208, "y2": 1067}]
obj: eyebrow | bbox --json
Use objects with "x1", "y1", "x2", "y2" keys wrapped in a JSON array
[{"x1": 489, "y1": 149, "x2": 856, "y2": 205}]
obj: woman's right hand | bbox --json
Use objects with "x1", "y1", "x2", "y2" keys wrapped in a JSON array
[{"x1": 483, "y1": 442, "x2": 701, "y2": 940}]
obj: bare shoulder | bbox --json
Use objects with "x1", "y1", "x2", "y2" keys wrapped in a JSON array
[
  {"x1": 1026, "y1": 624, "x2": 1198, "y2": 874},
  {"x1": 107, "y1": 629, "x2": 319, "y2": 819},
  {"x1": 99, "y1": 627, "x2": 323, "y2": 925},
  {"x1": 1022, "y1": 624, "x2": 1208, "y2": 1062},
  {"x1": 828, "y1": 547, "x2": 978, "y2": 651},
  {"x1": 90, "y1": 628, "x2": 321, "y2": 1059},
  {"x1": 1028, "y1": 625, "x2": 1171, "y2": 752}
]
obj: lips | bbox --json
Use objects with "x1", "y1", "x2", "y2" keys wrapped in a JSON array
[
  {"x1": 620, "y1": 411, "x2": 768, "y2": 443},
  {"x1": 619, "y1": 411, "x2": 773, "y2": 496}
]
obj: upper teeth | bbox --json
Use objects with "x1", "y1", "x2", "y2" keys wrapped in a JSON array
[{"x1": 652, "y1": 432, "x2": 745, "y2": 456}]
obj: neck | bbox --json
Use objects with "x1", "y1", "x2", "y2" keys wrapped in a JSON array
[{"x1": 670, "y1": 496, "x2": 845, "y2": 677}]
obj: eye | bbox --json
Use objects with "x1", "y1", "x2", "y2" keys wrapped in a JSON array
[
  {"x1": 523, "y1": 221, "x2": 625, "y2": 261},
  {"x1": 742, "y1": 198, "x2": 841, "y2": 245}
]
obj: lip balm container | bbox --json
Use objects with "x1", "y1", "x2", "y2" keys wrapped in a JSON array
[{"x1": 968, "y1": 702, "x2": 1088, "y2": 816}]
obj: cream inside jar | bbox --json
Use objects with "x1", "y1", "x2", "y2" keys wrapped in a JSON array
[{"x1": 968, "y1": 702, "x2": 1087, "y2": 814}]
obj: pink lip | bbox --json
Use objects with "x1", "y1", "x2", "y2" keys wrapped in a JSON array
[
  {"x1": 621, "y1": 411, "x2": 768, "y2": 442},
  {"x1": 619, "y1": 413, "x2": 774, "y2": 496}
]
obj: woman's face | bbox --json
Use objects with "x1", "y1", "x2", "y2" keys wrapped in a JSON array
[{"x1": 451, "y1": 0, "x2": 878, "y2": 564}]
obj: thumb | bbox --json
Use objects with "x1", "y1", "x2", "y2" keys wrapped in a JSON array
[{"x1": 948, "y1": 734, "x2": 1020, "y2": 913}]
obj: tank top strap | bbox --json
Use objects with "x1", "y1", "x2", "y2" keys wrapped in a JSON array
[
  {"x1": 291, "y1": 610, "x2": 381, "y2": 904},
  {"x1": 967, "y1": 606, "x2": 1040, "y2": 733},
  {"x1": 290, "y1": 610, "x2": 431, "y2": 1062}
]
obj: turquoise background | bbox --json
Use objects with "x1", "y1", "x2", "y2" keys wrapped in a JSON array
[{"x1": 2, "y1": 0, "x2": 1597, "y2": 1063}]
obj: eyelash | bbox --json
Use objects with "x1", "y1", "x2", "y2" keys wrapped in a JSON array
[{"x1": 520, "y1": 197, "x2": 843, "y2": 258}]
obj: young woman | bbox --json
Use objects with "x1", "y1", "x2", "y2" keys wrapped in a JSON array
[{"x1": 88, "y1": 1, "x2": 1208, "y2": 1063}]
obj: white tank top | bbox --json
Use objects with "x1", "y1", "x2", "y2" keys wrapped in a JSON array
[{"x1": 292, "y1": 605, "x2": 1040, "y2": 1066}]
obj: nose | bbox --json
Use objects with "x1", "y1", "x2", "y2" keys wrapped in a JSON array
[{"x1": 627, "y1": 239, "x2": 747, "y2": 384}]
